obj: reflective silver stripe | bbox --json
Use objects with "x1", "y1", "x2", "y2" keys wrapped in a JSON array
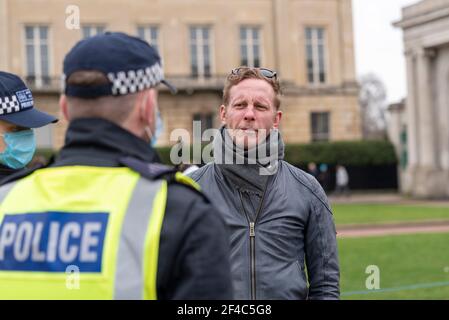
[
  {"x1": 0, "y1": 181, "x2": 19, "y2": 204},
  {"x1": 114, "y1": 178, "x2": 164, "y2": 300}
]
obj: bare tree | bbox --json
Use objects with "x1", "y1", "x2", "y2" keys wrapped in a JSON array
[{"x1": 359, "y1": 73, "x2": 388, "y2": 139}]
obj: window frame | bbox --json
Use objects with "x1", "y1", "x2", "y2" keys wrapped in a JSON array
[
  {"x1": 193, "y1": 112, "x2": 215, "y2": 138},
  {"x1": 305, "y1": 26, "x2": 328, "y2": 85},
  {"x1": 81, "y1": 24, "x2": 106, "y2": 39},
  {"x1": 311, "y1": 111, "x2": 330, "y2": 142},
  {"x1": 137, "y1": 25, "x2": 161, "y2": 57},
  {"x1": 239, "y1": 26, "x2": 262, "y2": 68},
  {"x1": 189, "y1": 25, "x2": 213, "y2": 79},
  {"x1": 23, "y1": 25, "x2": 51, "y2": 88}
]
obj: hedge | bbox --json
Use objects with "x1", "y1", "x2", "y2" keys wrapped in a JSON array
[
  {"x1": 283, "y1": 140, "x2": 397, "y2": 166},
  {"x1": 155, "y1": 140, "x2": 397, "y2": 167},
  {"x1": 35, "y1": 140, "x2": 397, "y2": 167}
]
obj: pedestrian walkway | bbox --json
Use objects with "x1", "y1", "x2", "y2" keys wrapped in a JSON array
[
  {"x1": 329, "y1": 192, "x2": 449, "y2": 207},
  {"x1": 337, "y1": 220, "x2": 449, "y2": 238}
]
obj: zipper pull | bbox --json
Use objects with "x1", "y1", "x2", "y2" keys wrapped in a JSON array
[{"x1": 250, "y1": 222, "x2": 255, "y2": 237}]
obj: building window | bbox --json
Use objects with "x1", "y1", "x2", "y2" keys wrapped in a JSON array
[
  {"x1": 25, "y1": 26, "x2": 50, "y2": 88},
  {"x1": 311, "y1": 112, "x2": 330, "y2": 142},
  {"x1": 82, "y1": 25, "x2": 106, "y2": 38},
  {"x1": 190, "y1": 26, "x2": 211, "y2": 78},
  {"x1": 193, "y1": 113, "x2": 214, "y2": 140},
  {"x1": 137, "y1": 26, "x2": 160, "y2": 53},
  {"x1": 240, "y1": 26, "x2": 261, "y2": 67},
  {"x1": 305, "y1": 27, "x2": 326, "y2": 84}
]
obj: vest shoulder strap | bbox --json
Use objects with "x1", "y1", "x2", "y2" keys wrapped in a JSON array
[
  {"x1": 0, "y1": 155, "x2": 57, "y2": 186},
  {"x1": 119, "y1": 156, "x2": 206, "y2": 200},
  {"x1": 1, "y1": 156, "x2": 205, "y2": 200}
]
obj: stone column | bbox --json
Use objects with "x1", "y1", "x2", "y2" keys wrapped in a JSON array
[
  {"x1": 338, "y1": 0, "x2": 356, "y2": 85},
  {"x1": 272, "y1": 0, "x2": 291, "y2": 80},
  {"x1": 0, "y1": 0, "x2": 8, "y2": 70},
  {"x1": 404, "y1": 49, "x2": 419, "y2": 170},
  {"x1": 416, "y1": 48, "x2": 437, "y2": 168},
  {"x1": 435, "y1": 48, "x2": 449, "y2": 171}
]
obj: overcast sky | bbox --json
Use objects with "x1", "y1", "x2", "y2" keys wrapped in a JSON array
[{"x1": 352, "y1": 0, "x2": 420, "y2": 103}]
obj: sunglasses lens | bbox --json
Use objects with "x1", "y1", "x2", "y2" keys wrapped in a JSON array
[
  {"x1": 230, "y1": 67, "x2": 277, "y2": 79},
  {"x1": 259, "y1": 69, "x2": 275, "y2": 78}
]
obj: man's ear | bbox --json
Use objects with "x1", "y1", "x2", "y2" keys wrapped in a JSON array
[
  {"x1": 137, "y1": 89, "x2": 155, "y2": 126},
  {"x1": 273, "y1": 110, "x2": 283, "y2": 129},
  {"x1": 219, "y1": 105, "x2": 227, "y2": 125},
  {"x1": 59, "y1": 95, "x2": 70, "y2": 121}
]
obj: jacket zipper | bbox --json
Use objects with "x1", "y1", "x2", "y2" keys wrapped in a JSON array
[{"x1": 238, "y1": 183, "x2": 268, "y2": 300}]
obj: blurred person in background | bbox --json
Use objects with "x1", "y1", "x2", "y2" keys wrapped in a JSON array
[
  {"x1": 307, "y1": 162, "x2": 320, "y2": 180},
  {"x1": 335, "y1": 164, "x2": 350, "y2": 197},
  {"x1": 318, "y1": 163, "x2": 330, "y2": 191}
]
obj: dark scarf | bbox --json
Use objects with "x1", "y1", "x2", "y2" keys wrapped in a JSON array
[{"x1": 213, "y1": 126, "x2": 285, "y2": 194}]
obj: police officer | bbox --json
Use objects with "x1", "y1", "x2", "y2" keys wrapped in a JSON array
[
  {"x1": 0, "y1": 72, "x2": 57, "y2": 180},
  {"x1": 0, "y1": 32, "x2": 232, "y2": 299}
]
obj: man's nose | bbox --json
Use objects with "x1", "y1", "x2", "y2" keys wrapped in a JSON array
[{"x1": 243, "y1": 105, "x2": 256, "y2": 121}]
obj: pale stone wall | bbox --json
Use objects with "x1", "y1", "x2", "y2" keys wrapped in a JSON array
[
  {"x1": 157, "y1": 91, "x2": 222, "y2": 147},
  {"x1": 3, "y1": 0, "x2": 361, "y2": 149},
  {"x1": 281, "y1": 94, "x2": 361, "y2": 143}
]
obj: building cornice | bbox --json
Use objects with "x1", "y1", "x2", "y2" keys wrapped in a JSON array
[
  {"x1": 28, "y1": 75, "x2": 359, "y2": 98},
  {"x1": 394, "y1": 5, "x2": 449, "y2": 30},
  {"x1": 281, "y1": 81, "x2": 359, "y2": 96}
]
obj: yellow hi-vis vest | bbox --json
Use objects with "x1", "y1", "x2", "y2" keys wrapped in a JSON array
[{"x1": 0, "y1": 165, "x2": 196, "y2": 300}]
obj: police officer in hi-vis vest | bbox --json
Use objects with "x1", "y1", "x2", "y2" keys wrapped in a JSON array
[{"x1": 0, "y1": 32, "x2": 233, "y2": 299}]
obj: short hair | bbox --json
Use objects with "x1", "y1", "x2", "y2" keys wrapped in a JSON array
[
  {"x1": 65, "y1": 71, "x2": 139, "y2": 123},
  {"x1": 222, "y1": 67, "x2": 282, "y2": 110}
]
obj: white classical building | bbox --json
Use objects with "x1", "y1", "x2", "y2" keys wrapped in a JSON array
[{"x1": 395, "y1": 0, "x2": 449, "y2": 198}]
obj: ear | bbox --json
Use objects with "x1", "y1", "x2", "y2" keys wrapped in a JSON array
[
  {"x1": 138, "y1": 89, "x2": 156, "y2": 126},
  {"x1": 273, "y1": 110, "x2": 283, "y2": 129},
  {"x1": 59, "y1": 95, "x2": 70, "y2": 121},
  {"x1": 219, "y1": 105, "x2": 227, "y2": 125}
]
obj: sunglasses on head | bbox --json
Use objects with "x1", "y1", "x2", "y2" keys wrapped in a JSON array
[{"x1": 230, "y1": 67, "x2": 277, "y2": 80}]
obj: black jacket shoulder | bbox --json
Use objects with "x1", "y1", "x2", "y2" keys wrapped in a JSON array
[
  {"x1": 120, "y1": 156, "x2": 232, "y2": 299},
  {"x1": 157, "y1": 178, "x2": 233, "y2": 299}
]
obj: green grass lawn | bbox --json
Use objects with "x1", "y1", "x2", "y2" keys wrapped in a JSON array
[
  {"x1": 339, "y1": 232, "x2": 449, "y2": 299},
  {"x1": 332, "y1": 204, "x2": 449, "y2": 226}
]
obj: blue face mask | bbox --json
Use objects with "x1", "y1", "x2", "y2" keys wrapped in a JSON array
[
  {"x1": 0, "y1": 129, "x2": 36, "y2": 169},
  {"x1": 151, "y1": 110, "x2": 164, "y2": 146}
]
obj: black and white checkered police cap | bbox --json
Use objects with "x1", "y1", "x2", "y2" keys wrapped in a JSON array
[
  {"x1": 0, "y1": 71, "x2": 58, "y2": 128},
  {"x1": 63, "y1": 32, "x2": 177, "y2": 98}
]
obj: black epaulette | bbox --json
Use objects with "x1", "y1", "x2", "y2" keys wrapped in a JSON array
[
  {"x1": 0, "y1": 154, "x2": 59, "y2": 186},
  {"x1": 119, "y1": 156, "x2": 177, "y2": 181},
  {"x1": 0, "y1": 163, "x2": 47, "y2": 186}
]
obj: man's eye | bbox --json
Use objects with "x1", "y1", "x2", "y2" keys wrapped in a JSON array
[
  {"x1": 234, "y1": 103, "x2": 244, "y2": 108},
  {"x1": 256, "y1": 104, "x2": 268, "y2": 110}
]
